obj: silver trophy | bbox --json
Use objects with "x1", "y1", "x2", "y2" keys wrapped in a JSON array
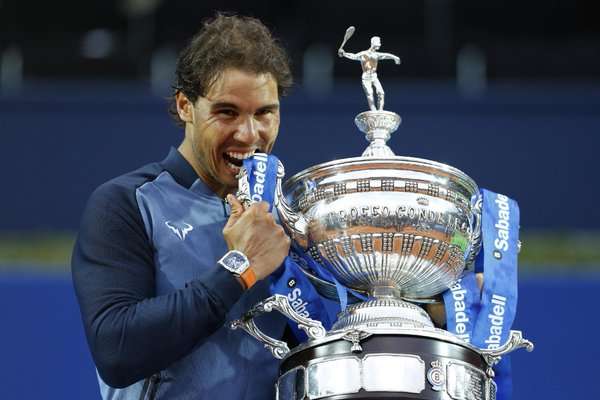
[{"x1": 232, "y1": 28, "x2": 533, "y2": 400}]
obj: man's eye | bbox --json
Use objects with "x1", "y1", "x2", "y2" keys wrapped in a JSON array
[
  {"x1": 256, "y1": 108, "x2": 274, "y2": 116},
  {"x1": 217, "y1": 109, "x2": 237, "y2": 117}
]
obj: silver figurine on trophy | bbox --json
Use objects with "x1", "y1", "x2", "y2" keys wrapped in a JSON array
[
  {"x1": 339, "y1": 26, "x2": 402, "y2": 157},
  {"x1": 231, "y1": 27, "x2": 533, "y2": 400}
]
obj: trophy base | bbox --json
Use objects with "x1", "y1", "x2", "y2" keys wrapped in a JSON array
[
  {"x1": 231, "y1": 295, "x2": 531, "y2": 400},
  {"x1": 278, "y1": 330, "x2": 496, "y2": 400},
  {"x1": 332, "y1": 298, "x2": 435, "y2": 331}
]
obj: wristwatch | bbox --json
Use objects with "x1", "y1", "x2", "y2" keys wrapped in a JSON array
[{"x1": 217, "y1": 250, "x2": 257, "y2": 290}]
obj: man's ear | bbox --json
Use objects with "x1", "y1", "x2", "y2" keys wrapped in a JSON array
[{"x1": 176, "y1": 92, "x2": 194, "y2": 123}]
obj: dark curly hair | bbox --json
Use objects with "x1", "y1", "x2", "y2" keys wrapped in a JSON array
[{"x1": 168, "y1": 14, "x2": 293, "y2": 127}]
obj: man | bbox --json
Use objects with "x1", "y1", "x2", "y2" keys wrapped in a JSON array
[
  {"x1": 72, "y1": 14, "x2": 292, "y2": 399},
  {"x1": 338, "y1": 36, "x2": 401, "y2": 111}
]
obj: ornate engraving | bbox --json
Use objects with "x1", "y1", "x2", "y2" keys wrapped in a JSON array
[
  {"x1": 230, "y1": 317, "x2": 289, "y2": 360},
  {"x1": 445, "y1": 190, "x2": 457, "y2": 202},
  {"x1": 325, "y1": 205, "x2": 469, "y2": 234},
  {"x1": 234, "y1": 167, "x2": 253, "y2": 208},
  {"x1": 381, "y1": 179, "x2": 395, "y2": 191},
  {"x1": 427, "y1": 360, "x2": 446, "y2": 392},
  {"x1": 488, "y1": 380, "x2": 497, "y2": 400},
  {"x1": 382, "y1": 232, "x2": 394, "y2": 252},
  {"x1": 446, "y1": 361, "x2": 487, "y2": 400},
  {"x1": 357, "y1": 179, "x2": 371, "y2": 192},
  {"x1": 360, "y1": 233, "x2": 374, "y2": 252},
  {"x1": 419, "y1": 237, "x2": 434, "y2": 258},
  {"x1": 323, "y1": 239, "x2": 338, "y2": 260},
  {"x1": 230, "y1": 295, "x2": 325, "y2": 359},
  {"x1": 336, "y1": 237, "x2": 349, "y2": 258},
  {"x1": 446, "y1": 245, "x2": 464, "y2": 274},
  {"x1": 334, "y1": 182, "x2": 347, "y2": 196},
  {"x1": 465, "y1": 193, "x2": 483, "y2": 269},
  {"x1": 401, "y1": 234, "x2": 415, "y2": 255},
  {"x1": 273, "y1": 161, "x2": 309, "y2": 248},
  {"x1": 314, "y1": 188, "x2": 328, "y2": 201},
  {"x1": 433, "y1": 241, "x2": 449, "y2": 264},
  {"x1": 308, "y1": 246, "x2": 322, "y2": 263},
  {"x1": 298, "y1": 196, "x2": 310, "y2": 211},
  {"x1": 456, "y1": 196, "x2": 468, "y2": 208},
  {"x1": 297, "y1": 179, "x2": 472, "y2": 216},
  {"x1": 479, "y1": 330, "x2": 535, "y2": 368},
  {"x1": 342, "y1": 329, "x2": 372, "y2": 353},
  {"x1": 405, "y1": 181, "x2": 418, "y2": 192},
  {"x1": 427, "y1": 183, "x2": 440, "y2": 197},
  {"x1": 417, "y1": 196, "x2": 429, "y2": 206}
]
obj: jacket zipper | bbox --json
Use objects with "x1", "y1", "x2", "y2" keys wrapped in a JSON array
[{"x1": 140, "y1": 374, "x2": 161, "y2": 400}]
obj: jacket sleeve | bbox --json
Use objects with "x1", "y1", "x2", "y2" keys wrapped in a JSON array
[{"x1": 71, "y1": 181, "x2": 244, "y2": 388}]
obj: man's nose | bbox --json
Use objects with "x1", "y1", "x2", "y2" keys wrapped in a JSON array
[{"x1": 234, "y1": 117, "x2": 259, "y2": 144}]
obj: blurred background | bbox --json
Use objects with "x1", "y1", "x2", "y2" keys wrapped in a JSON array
[{"x1": 1, "y1": 0, "x2": 599, "y2": 398}]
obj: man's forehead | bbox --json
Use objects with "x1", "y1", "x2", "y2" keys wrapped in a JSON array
[{"x1": 205, "y1": 68, "x2": 278, "y2": 99}]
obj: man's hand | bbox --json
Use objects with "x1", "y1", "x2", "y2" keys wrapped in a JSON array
[{"x1": 223, "y1": 195, "x2": 290, "y2": 281}]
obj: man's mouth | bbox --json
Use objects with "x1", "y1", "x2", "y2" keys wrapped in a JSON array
[{"x1": 223, "y1": 151, "x2": 256, "y2": 171}]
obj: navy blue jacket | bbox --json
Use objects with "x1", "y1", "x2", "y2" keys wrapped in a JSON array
[{"x1": 72, "y1": 148, "x2": 286, "y2": 399}]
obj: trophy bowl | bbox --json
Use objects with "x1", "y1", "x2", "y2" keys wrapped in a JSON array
[{"x1": 275, "y1": 155, "x2": 482, "y2": 303}]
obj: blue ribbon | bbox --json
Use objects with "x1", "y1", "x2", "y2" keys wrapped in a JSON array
[
  {"x1": 442, "y1": 271, "x2": 480, "y2": 344},
  {"x1": 443, "y1": 189, "x2": 520, "y2": 400},
  {"x1": 472, "y1": 191, "x2": 519, "y2": 350},
  {"x1": 242, "y1": 152, "x2": 277, "y2": 211},
  {"x1": 290, "y1": 243, "x2": 368, "y2": 310}
]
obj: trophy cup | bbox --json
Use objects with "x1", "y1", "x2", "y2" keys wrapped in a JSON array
[{"x1": 231, "y1": 29, "x2": 533, "y2": 400}]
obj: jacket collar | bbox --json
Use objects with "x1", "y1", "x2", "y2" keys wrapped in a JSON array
[{"x1": 161, "y1": 147, "x2": 219, "y2": 198}]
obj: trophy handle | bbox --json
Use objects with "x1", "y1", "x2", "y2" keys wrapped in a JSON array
[
  {"x1": 230, "y1": 294, "x2": 327, "y2": 359},
  {"x1": 465, "y1": 193, "x2": 483, "y2": 269},
  {"x1": 274, "y1": 161, "x2": 309, "y2": 248},
  {"x1": 478, "y1": 330, "x2": 534, "y2": 374}
]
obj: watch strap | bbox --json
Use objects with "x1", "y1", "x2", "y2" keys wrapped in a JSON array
[{"x1": 240, "y1": 266, "x2": 257, "y2": 290}]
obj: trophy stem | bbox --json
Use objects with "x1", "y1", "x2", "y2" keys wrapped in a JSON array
[
  {"x1": 354, "y1": 110, "x2": 401, "y2": 158},
  {"x1": 332, "y1": 296, "x2": 435, "y2": 331},
  {"x1": 369, "y1": 286, "x2": 402, "y2": 300}
]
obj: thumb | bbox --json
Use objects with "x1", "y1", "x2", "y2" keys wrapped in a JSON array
[{"x1": 224, "y1": 194, "x2": 245, "y2": 230}]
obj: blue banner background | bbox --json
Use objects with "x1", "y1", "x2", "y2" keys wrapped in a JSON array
[{"x1": 1, "y1": 82, "x2": 599, "y2": 231}]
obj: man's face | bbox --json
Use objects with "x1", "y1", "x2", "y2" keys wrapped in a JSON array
[{"x1": 181, "y1": 68, "x2": 280, "y2": 195}]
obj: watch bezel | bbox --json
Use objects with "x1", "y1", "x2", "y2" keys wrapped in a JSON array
[{"x1": 218, "y1": 250, "x2": 250, "y2": 276}]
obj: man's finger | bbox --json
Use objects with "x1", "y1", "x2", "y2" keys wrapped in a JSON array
[
  {"x1": 224, "y1": 194, "x2": 245, "y2": 229},
  {"x1": 476, "y1": 272, "x2": 484, "y2": 290},
  {"x1": 252, "y1": 201, "x2": 270, "y2": 213}
]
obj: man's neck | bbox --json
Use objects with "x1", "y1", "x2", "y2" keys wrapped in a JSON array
[{"x1": 177, "y1": 143, "x2": 233, "y2": 199}]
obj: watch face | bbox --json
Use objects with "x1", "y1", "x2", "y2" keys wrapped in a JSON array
[{"x1": 221, "y1": 251, "x2": 249, "y2": 274}]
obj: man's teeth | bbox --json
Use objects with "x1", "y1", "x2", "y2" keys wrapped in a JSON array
[
  {"x1": 225, "y1": 151, "x2": 255, "y2": 161},
  {"x1": 226, "y1": 161, "x2": 241, "y2": 170}
]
